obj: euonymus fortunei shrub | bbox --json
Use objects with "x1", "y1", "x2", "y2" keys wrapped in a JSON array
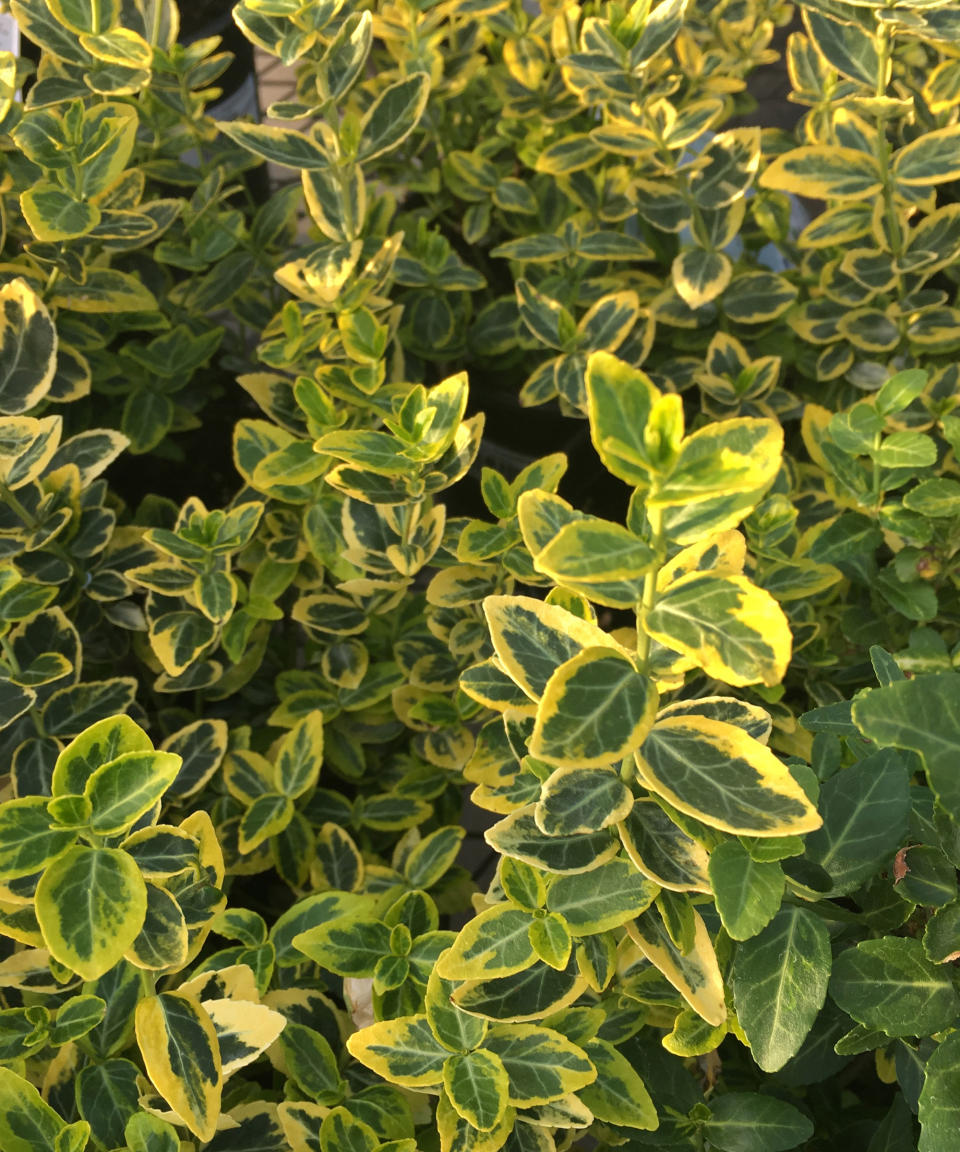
[{"x1": 0, "y1": 0, "x2": 958, "y2": 1149}]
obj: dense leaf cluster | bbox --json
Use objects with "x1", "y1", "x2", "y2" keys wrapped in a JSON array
[{"x1": 0, "y1": 0, "x2": 958, "y2": 1150}]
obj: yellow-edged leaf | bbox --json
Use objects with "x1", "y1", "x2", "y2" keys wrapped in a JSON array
[
  {"x1": 437, "y1": 1086, "x2": 515, "y2": 1152},
  {"x1": 535, "y1": 766, "x2": 634, "y2": 836},
  {"x1": 437, "y1": 904, "x2": 537, "y2": 982},
  {"x1": 483, "y1": 595, "x2": 629, "y2": 702},
  {"x1": 201, "y1": 998, "x2": 287, "y2": 1078},
  {"x1": 585, "y1": 351, "x2": 662, "y2": 486},
  {"x1": 0, "y1": 280, "x2": 58, "y2": 414},
  {"x1": 619, "y1": 799, "x2": 713, "y2": 893},
  {"x1": 760, "y1": 146, "x2": 881, "y2": 199},
  {"x1": 893, "y1": 126, "x2": 960, "y2": 187},
  {"x1": 533, "y1": 519, "x2": 657, "y2": 608},
  {"x1": 483, "y1": 1024, "x2": 596, "y2": 1105},
  {"x1": 646, "y1": 572, "x2": 792, "y2": 687},
  {"x1": 443, "y1": 1049, "x2": 510, "y2": 1131},
  {"x1": 346, "y1": 1015, "x2": 449, "y2": 1087},
  {"x1": 657, "y1": 530, "x2": 746, "y2": 588},
  {"x1": 672, "y1": 249, "x2": 732, "y2": 309},
  {"x1": 635, "y1": 716, "x2": 822, "y2": 836},
  {"x1": 653, "y1": 417, "x2": 782, "y2": 508},
  {"x1": 124, "y1": 883, "x2": 188, "y2": 972},
  {"x1": 530, "y1": 647, "x2": 657, "y2": 767},
  {"x1": 626, "y1": 907, "x2": 726, "y2": 1025},
  {"x1": 35, "y1": 846, "x2": 147, "y2": 980},
  {"x1": 135, "y1": 992, "x2": 222, "y2": 1142}
]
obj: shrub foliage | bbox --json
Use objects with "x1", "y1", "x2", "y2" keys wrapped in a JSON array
[{"x1": 0, "y1": 0, "x2": 958, "y2": 1149}]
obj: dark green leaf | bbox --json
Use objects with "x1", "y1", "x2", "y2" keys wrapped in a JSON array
[{"x1": 732, "y1": 908, "x2": 831, "y2": 1071}]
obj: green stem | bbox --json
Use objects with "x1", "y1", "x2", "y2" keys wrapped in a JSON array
[
  {"x1": 0, "y1": 634, "x2": 20, "y2": 677},
  {"x1": 871, "y1": 430, "x2": 884, "y2": 509},
  {"x1": 151, "y1": 0, "x2": 163, "y2": 48},
  {"x1": 2, "y1": 485, "x2": 38, "y2": 529},
  {"x1": 318, "y1": 104, "x2": 358, "y2": 240},
  {"x1": 43, "y1": 263, "x2": 61, "y2": 302},
  {"x1": 339, "y1": 163, "x2": 357, "y2": 241},
  {"x1": 636, "y1": 503, "x2": 664, "y2": 673},
  {"x1": 873, "y1": 19, "x2": 904, "y2": 286},
  {"x1": 395, "y1": 498, "x2": 419, "y2": 552},
  {"x1": 875, "y1": 21, "x2": 890, "y2": 99}
]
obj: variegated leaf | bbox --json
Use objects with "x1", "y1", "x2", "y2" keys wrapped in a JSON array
[
  {"x1": 626, "y1": 907, "x2": 726, "y2": 1026},
  {"x1": 530, "y1": 649, "x2": 657, "y2": 768},
  {"x1": 135, "y1": 992, "x2": 222, "y2": 1142},
  {"x1": 636, "y1": 717, "x2": 821, "y2": 837},
  {"x1": 35, "y1": 846, "x2": 147, "y2": 980},
  {"x1": 346, "y1": 1015, "x2": 449, "y2": 1087}
]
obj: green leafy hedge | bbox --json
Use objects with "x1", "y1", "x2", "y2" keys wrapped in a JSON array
[{"x1": 0, "y1": 0, "x2": 958, "y2": 1149}]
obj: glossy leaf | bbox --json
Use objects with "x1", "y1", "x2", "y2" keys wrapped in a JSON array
[
  {"x1": 673, "y1": 248, "x2": 732, "y2": 309},
  {"x1": 534, "y1": 767, "x2": 633, "y2": 837},
  {"x1": 452, "y1": 960, "x2": 586, "y2": 1023},
  {"x1": 219, "y1": 122, "x2": 330, "y2": 169},
  {"x1": 274, "y1": 713, "x2": 324, "y2": 798},
  {"x1": 76, "y1": 1058, "x2": 140, "y2": 1151},
  {"x1": 293, "y1": 915, "x2": 392, "y2": 977},
  {"x1": 486, "y1": 807, "x2": 619, "y2": 874},
  {"x1": 627, "y1": 907, "x2": 726, "y2": 1026},
  {"x1": 894, "y1": 126, "x2": 960, "y2": 186},
  {"x1": 443, "y1": 1049, "x2": 509, "y2": 1131},
  {"x1": 708, "y1": 840, "x2": 784, "y2": 940},
  {"x1": 653, "y1": 418, "x2": 782, "y2": 509},
  {"x1": 545, "y1": 857, "x2": 658, "y2": 934},
  {"x1": 0, "y1": 1066, "x2": 65, "y2": 1152},
  {"x1": 437, "y1": 905, "x2": 536, "y2": 981},
  {"x1": 620, "y1": 800, "x2": 712, "y2": 892},
  {"x1": 203, "y1": 997, "x2": 287, "y2": 1078},
  {"x1": 804, "y1": 749, "x2": 911, "y2": 894},
  {"x1": 919, "y1": 1031, "x2": 960, "y2": 1152},
  {"x1": 346, "y1": 1015, "x2": 449, "y2": 1087},
  {"x1": 703, "y1": 1093, "x2": 813, "y2": 1152},
  {"x1": 0, "y1": 280, "x2": 57, "y2": 414},
  {"x1": 530, "y1": 648, "x2": 657, "y2": 768},
  {"x1": 135, "y1": 992, "x2": 222, "y2": 1142},
  {"x1": 647, "y1": 573, "x2": 791, "y2": 687},
  {"x1": 0, "y1": 798, "x2": 76, "y2": 879},
  {"x1": 760, "y1": 147, "x2": 881, "y2": 199},
  {"x1": 425, "y1": 966, "x2": 487, "y2": 1052},
  {"x1": 585, "y1": 352, "x2": 661, "y2": 486},
  {"x1": 732, "y1": 908, "x2": 831, "y2": 1071},
  {"x1": 51, "y1": 715, "x2": 152, "y2": 797},
  {"x1": 357, "y1": 74, "x2": 430, "y2": 162},
  {"x1": 125, "y1": 884, "x2": 188, "y2": 971},
  {"x1": 483, "y1": 596, "x2": 626, "y2": 702},
  {"x1": 238, "y1": 793, "x2": 294, "y2": 854},
  {"x1": 533, "y1": 519, "x2": 656, "y2": 608},
  {"x1": 852, "y1": 676, "x2": 960, "y2": 818},
  {"x1": 637, "y1": 717, "x2": 821, "y2": 836},
  {"x1": 35, "y1": 846, "x2": 147, "y2": 980},
  {"x1": 84, "y1": 751, "x2": 181, "y2": 835},
  {"x1": 577, "y1": 1037, "x2": 657, "y2": 1129},
  {"x1": 483, "y1": 1024, "x2": 595, "y2": 1105},
  {"x1": 830, "y1": 938, "x2": 958, "y2": 1038},
  {"x1": 279, "y1": 1022, "x2": 343, "y2": 1103},
  {"x1": 20, "y1": 184, "x2": 100, "y2": 242}
]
